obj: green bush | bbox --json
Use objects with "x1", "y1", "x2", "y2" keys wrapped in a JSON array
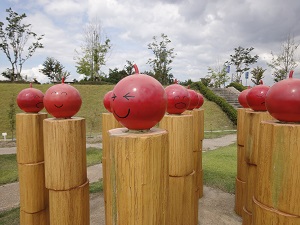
[
  {"x1": 227, "y1": 82, "x2": 247, "y2": 92},
  {"x1": 191, "y1": 82, "x2": 237, "y2": 125}
]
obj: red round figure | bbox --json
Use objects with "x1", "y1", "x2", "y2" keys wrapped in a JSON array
[
  {"x1": 17, "y1": 83, "x2": 44, "y2": 113},
  {"x1": 165, "y1": 82, "x2": 190, "y2": 114},
  {"x1": 195, "y1": 93, "x2": 204, "y2": 109},
  {"x1": 266, "y1": 70, "x2": 300, "y2": 122},
  {"x1": 186, "y1": 86, "x2": 199, "y2": 110},
  {"x1": 103, "y1": 90, "x2": 113, "y2": 113},
  {"x1": 246, "y1": 80, "x2": 269, "y2": 111},
  {"x1": 44, "y1": 78, "x2": 82, "y2": 118},
  {"x1": 110, "y1": 64, "x2": 167, "y2": 130},
  {"x1": 238, "y1": 87, "x2": 251, "y2": 108}
]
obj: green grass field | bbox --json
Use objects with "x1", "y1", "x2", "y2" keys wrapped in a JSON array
[{"x1": 0, "y1": 83, "x2": 235, "y2": 139}]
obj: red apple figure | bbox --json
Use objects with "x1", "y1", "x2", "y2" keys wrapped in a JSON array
[
  {"x1": 17, "y1": 83, "x2": 44, "y2": 113},
  {"x1": 103, "y1": 90, "x2": 113, "y2": 113},
  {"x1": 165, "y1": 80, "x2": 190, "y2": 114},
  {"x1": 44, "y1": 78, "x2": 82, "y2": 118},
  {"x1": 266, "y1": 70, "x2": 300, "y2": 122},
  {"x1": 195, "y1": 93, "x2": 204, "y2": 109},
  {"x1": 186, "y1": 86, "x2": 199, "y2": 110},
  {"x1": 110, "y1": 64, "x2": 167, "y2": 130},
  {"x1": 246, "y1": 80, "x2": 269, "y2": 111},
  {"x1": 238, "y1": 87, "x2": 251, "y2": 108}
]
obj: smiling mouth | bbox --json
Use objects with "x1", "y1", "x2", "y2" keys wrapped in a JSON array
[
  {"x1": 175, "y1": 102, "x2": 187, "y2": 109},
  {"x1": 36, "y1": 102, "x2": 43, "y2": 108},
  {"x1": 114, "y1": 108, "x2": 130, "y2": 118},
  {"x1": 54, "y1": 104, "x2": 63, "y2": 108}
]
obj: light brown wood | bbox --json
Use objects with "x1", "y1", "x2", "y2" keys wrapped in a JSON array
[
  {"x1": 16, "y1": 113, "x2": 47, "y2": 163},
  {"x1": 169, "y1": 171, "x2": 196, "y2": 225},
  {"x1": 20, "y1": 208, "x2": 50, "y2": 225},
  {"x1": 193, "y1": 150, "x2": 203, "y2": 198},
  {"x1": 108, "y1": 127, "x2": 169, "y2": 225},
  {"x1": 242, "y1": 206, "x2": 252, "y2": 225},
  {"x1": 18, "y1": 162, "x2": 48, "y2": 213},
  {"x1": 195, "y1": 188, "x2": 200, "y2": 224},
  {"x1": 102, "y1": 113, "x2": 122, "y2": 225},
  {"x1": 237, "y1": 145, "x2": 247, "y2": 181},
  {"x1": 184, "y1": 108, "x2": 205, "y2": 145},
  {"x1": 159, "y1": 114, "x2": 194, "y2": 176},
  {"x1": 244, "y1": 164, "x2": 257, "y2": 213},
  {"x1": 244, "y1": 110, "x2": 272, "y2": 165},
  {"x1": 253, "y1": 197, "x2": 300, "y2": 225},
  {"x1": 43, "y1": 118, "x2": 87, "y2": 190},
  {"x1": 237, "y1": 108, "x2": 247, "y2": 146},
  {"x1": 49, "y1": 181, "x2": 90, "y2": 225},
  {"x1": 256, "y1": 121, "x2": 300, "y2": 216},
  {"x1": 235, "y1": 177, "x2": 246, "y2": 217}
]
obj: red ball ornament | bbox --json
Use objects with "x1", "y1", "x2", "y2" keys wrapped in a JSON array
[
  {"x1": 110, "y1": 64, "x2": 167, "y2": 130},
  {"x1": 195, "y1": 93, "x2": 204, "y2": 109},
  {"x1": 186, "y1": 86, "x2": 199, "y2": 110},
  {"x1": 103, "y1": 90, "x2": 113, "y2": 113},
  {"x1": 238, "y1": 87, "x2": 251, "y2": 108},
  {"x1": 246, "y1": 80, "x2": 270, "y2": 111},
  {"x1": 266, "y1": 70, "x2": 300, "y2": 122},
  {"x1": 44, "y1": 78, "x2": 82, "y2": 118},
  {"x1": 165, "y1": 82, "x2": 190, "y2": 114},
  {"x1": 17, "y1": 83, "x2": 44, "y2": 113}
]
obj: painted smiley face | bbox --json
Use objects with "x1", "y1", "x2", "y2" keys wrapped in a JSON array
[
  {"x1": 165, "y1": 84, "x2": 190, "y2": 114},
  {"x1": 17, "y1": 84, "x2": 44, "y2": 113},
  {"x1": 44, "y1": 81, "x2": 82, "y2": 118},
  {"x1": 110, "y1": 73, "x2": 167, "y2": 130},
  {"x1": 246, "y1": 85, "x2": 270, "y2": 111}
]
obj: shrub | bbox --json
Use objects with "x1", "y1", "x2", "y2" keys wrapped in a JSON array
[{"x1": 227, "y1": 82, "x2": 247, "y2": 92}]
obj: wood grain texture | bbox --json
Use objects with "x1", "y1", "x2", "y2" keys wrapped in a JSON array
[
  {"x1": 242, "y1": 206, "x2": 252, "y2": 225},
  {"x1": 237, "y1": 145, "x2": 247, "y2": 181},
  {"x1": 244, "y1": 110, "x2": 273, "y2": 165},
  {"x1": 159, "y1": 114, "x2": 193, "y2": 176},
  {"x1": 18, "y1": 162, "x2": 48, "y2": 213},
  {"x1": 49, "y1": 181, "x2": 90, "y2": 225},
  {"x1": 169, "y1": 171, "x2": 196, "y2": 225},
  {"x1": 20, "y1": 208, "x2": 49, "y2": 225},
  {"x1": 244, "y1": 164, "x2": 257, "y2": 213},
  {"x1": 102, "y1": 113, "x2": 122, "y2": 225},
  {"x1": 256, "y1": 121, "x2": 300, "y2": 216},
  {"x1": 184, "y1": 108, "x2": 205, "y2": 145},
  {"x1": 193, "y1": 151, "x2": 203, "y2": 198},
  {"x1": 235, "y1": 177, "x2": 246, "y2": 217},
  {"x1": 237, "y1": 108, "x2": 247, "y2": 146},
  {"x1": 43, "y1": 118, "x2": 87, "y2": 190},
  {"x1": 108, "y1": 128, "x2": 169, "y2": 225},
  {"x1": 16, "y1": 113, "x2": 47, "y2": 163}
]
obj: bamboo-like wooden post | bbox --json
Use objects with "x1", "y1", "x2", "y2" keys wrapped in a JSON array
[
  {"x1": 235, "y1": 108, "x2": 247, "y2": 216},
  {"x1": 16, "y1": 113, "x2": 49, "y2": 225},
  {"x1": 159, "y1": 114, "x2": 198, "y2": 225},
  {"x1": 102, "y1": 113, "x2": 122, "y2": 225},
  {"x1": 253, "y1": 121, "x2": 300, "y2": 224},
  {"x1": 108, "y1": 127, "x2": 169, "y2": 225},
  {"x1": 242, "y1": 110, "x2": 272, "y2": 225},
  {"x1": 43, "y1": 118, "x2": 89, "y2": 225}
]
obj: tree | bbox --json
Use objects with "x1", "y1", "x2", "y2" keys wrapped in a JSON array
[
  {"x1": 40, "y1": 57, "x2": 70, "y2": 82},
  {"x1": 226, "y1": 46, "x2": 259, "y2": 83},
  {"x1": 0, "y1": 8, "x2": 44, "y2": 81},
  {"x1": 75, "y1": 20, "x2": 111, "y2": 81},
  {"x1": 147, "y1": 33, "x2": 176, "y2": 85},
  {"x1": 207, "y1": 60, "x2": 230, "y2": 88},
  {"x1": 267, "y1": 34, "x2": 299, "y2": 82},
  {"x1": 123, "y1": 60, "x2": 135, "y2": 76},
  {"x1": 251, "y1": 66, "x2": 266, "y2": 85},
  {"x1": 105, "y1": 68, "x2": 127, "y2": 84}
]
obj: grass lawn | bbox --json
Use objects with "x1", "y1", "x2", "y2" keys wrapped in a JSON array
[{"x1": 203, "y1": 143, "x2": 237, "y2": 194}]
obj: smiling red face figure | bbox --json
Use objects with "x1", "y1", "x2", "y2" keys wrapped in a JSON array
[
  {"x1": 17, "y1": 83, "x2": 44, "y2": 113},
  {"x1": 238, "y1": 87, "x2": 251, "y2": 108},
  {"x1": 195, "y1": 93, "x2": 204, "y2": 109},
  {"x1": 246, "y1": 80, "x2": 270, "y2": 111},
  {"x1": 165, "y1": 82, "x2": 190, "y2": 114},
  {"x1": 44, "y1": 78, "x2": 82, "y2": 118},
  {"x1": 186, "y1": 86, "x2": 199, "y2": 110},
  {"x1": 110, "y1": 64, "x2": 167, "y2": 130},
  {"x1": 103, "y1": 90, "x2": 113, "y2": 113}
]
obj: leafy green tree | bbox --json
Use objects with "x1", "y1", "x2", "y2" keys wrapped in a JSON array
[
  {"x1": 105, "y1": 68, "x2": 127, "y2": 84},
  {"x1": 75, "y1": 21, "x2": 111, "y2": 81},
  {"x1": 147, "y1": 33, "x2": 176, "y2": 85},
  {"x1": 267, "y1": 34, "x2": 299, "y2": 82},
  {"x1": 251, "y1": 66, "x2": 266, "y2": 85},
  {"x1": 0, "y1": 8, "x2": 44, "y2": 81},
  {"x1": 207, "y1": 61, "x2": 230, "y2": 88},
  {"x1": 123, "y1": 60, "x2": 135, "y2": 75},
  {"x1": 40, "y1": 57, "x2": 70, "y2": 82},
  {"x1": 226, "y1": 46, "x2": 259, "y2": 83}
]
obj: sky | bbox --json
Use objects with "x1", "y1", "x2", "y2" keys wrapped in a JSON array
[{"x1": 1, "y1": 0, "x2": 300, "y2": 86}]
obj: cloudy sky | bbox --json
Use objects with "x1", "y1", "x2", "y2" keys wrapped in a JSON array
[{"x1": 1, "y1": 0, "x2": 300, "y2": 85}]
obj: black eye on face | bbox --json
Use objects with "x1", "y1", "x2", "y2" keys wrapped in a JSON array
[
  {"x1": 112, "y1": 93, "x2": 117, "y2": 101},
  {"x1": 123, "y1": 92, "x2": 135, "y2": 100},
  {"x1": 61, "y1": 92, "x2": 67, "y2": 95}
]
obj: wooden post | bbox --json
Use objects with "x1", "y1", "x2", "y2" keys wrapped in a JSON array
[
  {"x1": 102, "y1": 113, "x2": 122, "y2": 225},
  {"x1": 242, "y1": 110, "x2": 272, "y2": 225},
  {"x1": 108, "y1": 127, "x2": 169, "y2": 225},
  {"x1": 43, "y1": 118, "x2": 89, "y2": 225},
  {"x1": 16, "y1": 113, "x2": 49, "y2": 225},
  {"x1": 253, "y1": 121, "x2": 300, "y2": 224}
]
